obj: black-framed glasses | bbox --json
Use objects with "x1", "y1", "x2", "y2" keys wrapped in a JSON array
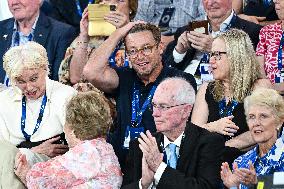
[
  {"x1": 126, "y1": 44, "x2": 158, "y2": 58},
  {"x1": 151, "y1": 102, "x2": 189, "y2": 112},
  {"x1": 208, "y1": 51, "x2": 227, "y2": 61}
]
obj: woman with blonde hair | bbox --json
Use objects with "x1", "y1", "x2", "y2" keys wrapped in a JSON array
[
  {"x1": 0, "y1": 41, "x2": 76, "y2": 188},
  {"x1": 14, "y1": 91, "x2": 122, "y2": 188},
  {"x1": 191, "y1": 29, "x2": 272, "y2": 163},
  {"x1": 221, "y1": 88, "x2": 284, "y2": 189}
]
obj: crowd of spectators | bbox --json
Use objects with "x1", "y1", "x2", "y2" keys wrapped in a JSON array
[{"x1": 0, "y1": 0, "x2": 284, "y2": 188}]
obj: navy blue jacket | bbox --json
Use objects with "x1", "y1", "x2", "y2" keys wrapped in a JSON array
[{"x1": 0, "y1": 11, "x2": 76, "y2": 82}]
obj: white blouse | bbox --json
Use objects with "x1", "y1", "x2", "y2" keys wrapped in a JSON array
[{"x1": 0, "y1": 78, "x2": 76, "y2": 145}]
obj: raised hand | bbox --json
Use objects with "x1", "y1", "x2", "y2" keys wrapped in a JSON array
[
  {"x1": 187, "y1": 31, "x2": 213, "y2": 52},
  {"x1": 220, "y1": 162, "x2": 240, "y2": 188},
  {"x1": 79, "y1": 8, "x2": 90, "y2": 41},
  {"x1": 234, "y1": 161, "x2": 258, "y2": 186},
  {"x1": 175, "y1": 31, "x2": 191, "y2": 54},
  {"x1": 138, "y1": 130, "x2": 163, "y2": 172},
  {"x1": 14, "y1": 152, "x2": 31, "y2": 185},
  {"x1": 141, "y1": 155, "x2": 155, "y2": 189},
  {"x1": 104, "y1": 10, "x2": 129, "y2": 29}
]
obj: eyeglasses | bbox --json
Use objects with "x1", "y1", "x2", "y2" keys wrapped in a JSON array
[
  {"x1": 208, "y1": 51, "x2": 227, "y2": 61},
  {"x1": 151, "y1": 102, "x2": 189, "y2": 112},
  {"x1": 126, "y1": 44, "x2": 157, "y2": 58}
]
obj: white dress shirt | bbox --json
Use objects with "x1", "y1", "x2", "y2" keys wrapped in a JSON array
[
  {"x1": 0, "y1": 78, "x2": 77, "y2": 145},
  {"x1": 139, "y1": 132, "x2": 184, "y2": 189}
]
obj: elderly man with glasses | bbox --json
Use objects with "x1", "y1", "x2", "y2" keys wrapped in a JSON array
[
  {"x1": 122, "y1": 77, "x2": 224, "y2": 189},
  {"x1": 83, "y1": 22, "x2": 196, "y2": 171}
]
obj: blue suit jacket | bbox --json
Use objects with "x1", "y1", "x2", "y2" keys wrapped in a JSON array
[{"x1": 0, "y1": 11, "x2": 76, "y2": 82}]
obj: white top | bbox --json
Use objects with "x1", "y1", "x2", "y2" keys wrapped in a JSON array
[
  {"x1": 0, "y1": 0, "x2": 12, "y2": 21},
  {"x1": 0, "y1": 78, "x2": 77, "y2": 145}
]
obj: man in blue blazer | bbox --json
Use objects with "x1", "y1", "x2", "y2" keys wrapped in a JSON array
[{"x1": 0, "y1": 0, "x2": 76, "y2": 84}]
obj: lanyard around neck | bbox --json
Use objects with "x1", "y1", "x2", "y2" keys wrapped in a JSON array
[
  {"x1": 21, "y1": 93, "x2": 48, "y2": 141},
  {"x1": 218, "y1": 98, "x2": 238, "y2": 118},
  {"x1": 131, "y1": 82, "x2": 157, "y2": 128}
]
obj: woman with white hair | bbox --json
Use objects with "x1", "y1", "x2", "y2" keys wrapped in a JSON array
[
  {"x1": 191, "y1": 29, "x2": 272, "y2": 164},
  {"x1": 221, "y1": 88, "x2": 284, "y2": 189},
  {"x1": 0, "y1": 41, "x2": 76, "y2": 187}
]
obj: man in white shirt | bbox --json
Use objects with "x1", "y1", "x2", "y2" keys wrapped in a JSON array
[
  {"x1": 122, "y1": 77, "x2": 224, "y2": 189},
  {"x1": 163, "y1": 0, "x2": 262, "y2": 87}
]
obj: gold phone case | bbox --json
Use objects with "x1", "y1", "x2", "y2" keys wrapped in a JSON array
[{"x1": 88, "y1": 4, "x2": 116, "y2": 36}]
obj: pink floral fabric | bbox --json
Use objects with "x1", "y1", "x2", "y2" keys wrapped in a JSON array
[
  {"x1": 256, "y1": 22, "x2": 284, "y2": 83},
  {"x1": 26, "y1": 138, "x2": 122, "y2": 189}
]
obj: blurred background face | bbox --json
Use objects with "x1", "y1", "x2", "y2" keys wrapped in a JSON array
[
  {"x1": 15, "y1": 67, "x2": 46, "y2": 100},
  {"x1": 274, "y1": 0, "x2": 284, "y2": 20},
  {"x1": 209, "y1": 38, "x2": 230, "y2": 81},
  {"x1": 247, "y1": 105, "x2": 279, "y2": 144},
  {"x1": 101, "y1": 0, "x2": 129, "y2": 17},
  {"x1": 202, "y1": 0, "x2": 232, "y2": 20},
  {"x1": 8, "y1": 0, "x2": 41, "y2": 21}
]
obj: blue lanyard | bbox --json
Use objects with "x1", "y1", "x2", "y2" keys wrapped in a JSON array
[
  {"x1": 218, "y1": 98, "x2": 238, "y2": 118},
  {"x1": 277, "y1": 32, "x2": 284, "y2": 83},
  {"x1": 21, "y1": 94, "x2": 47, "y2": 141},
  {"x1": 13, "y1": 31, "x2": 33, "y2": 47},
  {"x1": 263, "y1": 0, "x2": 271, "y2": 7},
  {"x1": 75, "y1": 0, "x2": 94, "y2": 17},
  {"x1": 109, "y1": 42, "x2": 129, "y2": 68},
  {"x1": 130, "y1": 83, "x2": 157, "y2": 127}
]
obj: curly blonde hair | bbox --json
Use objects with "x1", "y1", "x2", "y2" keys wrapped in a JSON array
[
  {"x1": 244, "y1": 88, "x2": 284, "y2": 125},
  {"x1": 3, "y1": 42, "x2": 49, "y2": 84},
  {"x1": 213, "y1": 29, "x2": 261, "y2": 102},
  {"x1": 65, "y1": 90, "x2": 112, "y2": 140}
]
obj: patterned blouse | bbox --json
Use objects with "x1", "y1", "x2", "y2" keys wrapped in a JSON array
[
  {"x1": 256, "y1": 22, "x2": 284, "y2": 83},
  {"x1": 234, "y1": 137, "x2": 284, "y2": 189},
  {"x1": 26, "y1": 138, "x2": 122, "y2": 189}
]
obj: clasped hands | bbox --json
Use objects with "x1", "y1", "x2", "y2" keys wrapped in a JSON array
[
  {"x1": 221, "y1": 161, "x2": 258, "y2": 188},
  {"x1": 138, "y1": 130, "x2": 163, "y2": 189}
]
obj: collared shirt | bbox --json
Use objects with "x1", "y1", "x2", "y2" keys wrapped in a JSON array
[
  {"x1": 173, "y1": 10, "x2": 235, "y2": 86},
  {"x1": 234, "y1": 137, "x2": 284, "y2": 189},
  {"x1": 11, "y1": 15, "x2": 39, "y2": 47},
  {"x1": 134, "y1": 0, "x2": 205, "y2": 35},
  {"x1": 0, "y1": 78, "x2": 77, "y2": 145},
  {"x1": 111, "y1": 66, "x2": 196, "y2": 168},
  {"x1": 139, "y1": 132, "x2": 184, "y2": 189}
]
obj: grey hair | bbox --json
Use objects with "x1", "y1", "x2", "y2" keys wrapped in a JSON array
[
  {"x1": 3, "y1": 41, "x2": 49, "y2": 84},
  {"x1": 160, "y1": 77, "x2": 195, "y2": 105},
  {"x1": 244, "y1": 88, "x2": 284, "y2": 124}
]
